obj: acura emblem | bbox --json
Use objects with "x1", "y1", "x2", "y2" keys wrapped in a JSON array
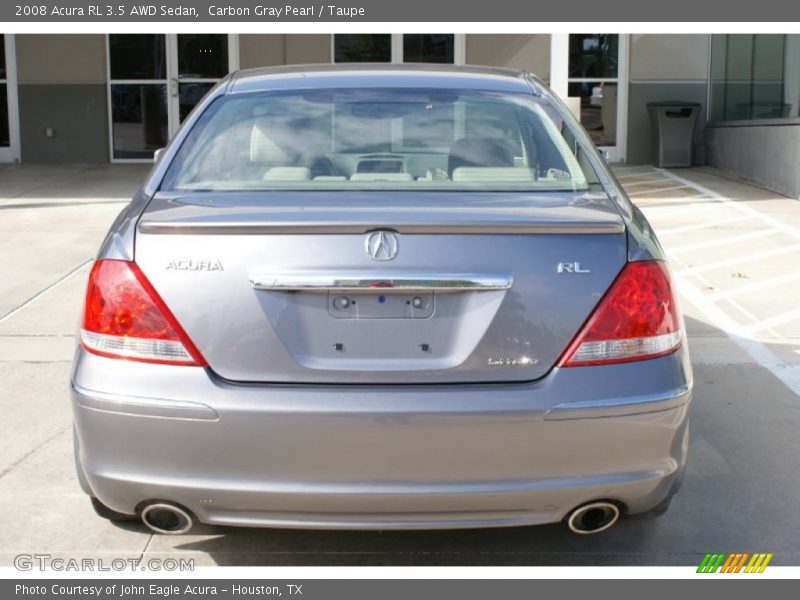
[{"x1": 365, "y1": 231, "x2": 398, "y2": 261}]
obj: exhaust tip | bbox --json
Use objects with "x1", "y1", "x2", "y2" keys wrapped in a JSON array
[
  {"x1": 567, "y1": 501, "x2": 620, "y2": 535},
  {"x1": 140, "y1": 502, "x2": 193, "y2": 535}
]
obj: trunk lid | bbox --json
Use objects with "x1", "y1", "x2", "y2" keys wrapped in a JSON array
[{"x1": 135, "y1": 191, "x2": 626, "y2": 384}]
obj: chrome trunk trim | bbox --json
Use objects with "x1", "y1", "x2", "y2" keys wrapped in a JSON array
[
  {"x1": 139, "y1": 221, "x2": 625, "y2": 235},
  {"x1": 250, "y1": 272, "x2": 513, "y2": 292}
]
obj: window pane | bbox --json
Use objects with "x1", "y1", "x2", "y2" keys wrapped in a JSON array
[
  {"x1": 723, "y1": 34, "x2": 753, "y2": 120},
  {"x1": 568, "y1": 81, "x2": 617, "y2": 146},
  {"x1": 569, "y1": 34, "x2": 618, "y2": 79},
  {"x1": 334, "y1": 35, "x2": 391, "y2": 62},
  {"x1": 710, "y1": 34, "x2": 800, "y2": 121},
  {"x1": 109, "y1": 34, "x2": 166, "y2": 80},
  {"x1": 0, "y1": 84, "x2": 8, "y2": 147},
  {"x1": 179, "y1": 82, "x2": 216, "y2": 122},
  {"x1": 784, "y1": 36, "x2": 800, "y2": 118},
  {"x1": 111, "y1": 84, "x2": 168, "y2": 159},
  {"x1": 403, "y1": 34, "x2": 455, "y2": 63},
  {"x1": 161, "y1": 89, "x2": 594, "y2": 193},
  {"x1": 709, "y1": 35, "x2": 728, "y2": 122},
  {"x1": 751, "y1": 35, "x2": 787, "y2": 118},
  {"x1": 178, "y1": 34, "x2": 228, "y2": 79}
]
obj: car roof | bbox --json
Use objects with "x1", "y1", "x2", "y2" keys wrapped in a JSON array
[{"x1": 227, "y1": 63, "x2": 538, "y2": 95}]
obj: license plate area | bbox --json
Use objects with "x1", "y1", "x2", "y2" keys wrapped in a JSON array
[{"x1": 328, "y1": 291, "x2": 434, "y2": 319}]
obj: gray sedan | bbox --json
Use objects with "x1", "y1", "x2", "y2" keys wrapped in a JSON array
[{"x1": 70, "y1": 64, "x2": 691, "y2": 536}]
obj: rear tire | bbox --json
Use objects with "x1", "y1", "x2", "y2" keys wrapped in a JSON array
[{"x1": 90, "y1": 497, "x2": 137, "y2": 522}]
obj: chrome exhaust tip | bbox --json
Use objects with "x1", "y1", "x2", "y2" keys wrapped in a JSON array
[
  {"x1": 567, "y1": 501, "x2": 620, "y2": 535},
  {"x1": 140, "y1": 502, "x2": 193, "y2": 535}
]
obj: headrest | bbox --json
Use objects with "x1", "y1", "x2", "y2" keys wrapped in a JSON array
[{"x1": 448, "y1": 138, "x2": 514, "y2": 176}]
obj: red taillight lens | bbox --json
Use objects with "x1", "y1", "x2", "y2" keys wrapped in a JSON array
[
  {"x1": 80, "y1": 260, "x2": 206, "y2": 366},
  {"x1": 559, "y1": 260, "x2": 683, "y2": 367}
]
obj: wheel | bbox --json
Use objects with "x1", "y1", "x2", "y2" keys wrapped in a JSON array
[{"x1": 90, "y1": 497, "x2": 137, "y2": 522}]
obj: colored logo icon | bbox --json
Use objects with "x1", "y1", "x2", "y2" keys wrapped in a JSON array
[{"x1": 697, "y1": 553, "x2": 773, "y2": 573}]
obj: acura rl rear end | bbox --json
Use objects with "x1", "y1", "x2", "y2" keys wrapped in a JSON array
[{"x1": 71, "y1": 64, "x2": 692, "y2": 535}]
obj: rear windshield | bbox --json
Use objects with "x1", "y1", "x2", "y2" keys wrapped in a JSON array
[{"x1": 161, "y1": 88, "x2": 601, "y2": 193}]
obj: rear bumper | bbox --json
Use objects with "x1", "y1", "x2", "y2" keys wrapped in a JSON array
[{"x1": 71, "y1": 346, "x2": 692, "y2": 530}]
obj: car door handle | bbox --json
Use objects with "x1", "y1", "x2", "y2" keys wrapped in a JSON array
[{"x1": 249, "y1": 272, "x2": 513, "y2": 292}]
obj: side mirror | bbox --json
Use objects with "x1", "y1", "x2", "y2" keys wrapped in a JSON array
[
  {"x1": 597, "y1": 147, "x2": 609, "y2": 161},
  {"x1": 153, "y1": 148, "x2": 165, "y2": 163}
]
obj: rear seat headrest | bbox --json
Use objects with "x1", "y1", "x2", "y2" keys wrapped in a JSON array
[{"x1": 447, "y1": 138, "x2": 515, "y2": 177}]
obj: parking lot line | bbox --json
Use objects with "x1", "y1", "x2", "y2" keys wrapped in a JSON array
[
  {"x1": 632, "y1": 195, "x2": 711, "y2": 207},
  {"x1": 640, "y1": 201, "x2": 723, "y2": 220},
  {"x1": 657, "y1": 214, "x2": 751, "y2": 235},
  {"x1": 744, "y1": 307, "x2": 800, "y2": 333},
  {"x1": 0, "y1": 259, "x2": 92, "y2": 324},
  {"x1": 656, "y1": 168, "x2": 800, "y2": 242},
  {"x1": 705, "y1": 271, "x2": 800, "y2": 301},
  {"x1": 675, "y1": 243, "x2": 800, "y2": 276},
  {"x1": 647, "y1": 168, "x2": 800, "y2": 398},
  {"x1": 669, "y1": 228, "x2": 779, "y2": 253},
  {"x1": 611, "y1": 166, "x2": 657, "y2": 175},
  {"x1": 620, "y1": 177, "x2": 675, "y2": 188},
  {"x1": 674, "y1": 271, "x2": 800, "y2": 397},
  {"x1": 628, "y1": 184, "x2": 696, "y2": 197}
]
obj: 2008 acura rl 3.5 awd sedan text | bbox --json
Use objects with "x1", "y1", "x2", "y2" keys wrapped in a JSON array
[{"x1": 71, "y1": 64, "x2": 692, "y2": 535}]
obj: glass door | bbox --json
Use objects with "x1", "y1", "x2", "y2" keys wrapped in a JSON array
[
  {"x1": 333, "y1": 34, "x2": 464, "y2": 64},
  {"x1": 400, "y1": 34, "x2": 457, "y2": 63},
  {"x1": 108, "y1": 34, "x2": 236, "y2": 161},
  {"x1": 0, "y1": 35, "x2": 20, "y2": 163},
  {"x1": 108, "y1": 34, "x2": 169, "y2": 160},
  {"x1": 333, "y1": 34, "x2": 392, "y2": 62},
  {"x1": 553, "y1": 34, "x2": 628, "y2": 162},
  {"x1": 169, "y1": 34, "x2": 236, "y2": 131}
]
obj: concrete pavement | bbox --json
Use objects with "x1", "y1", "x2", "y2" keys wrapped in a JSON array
[{"x1": 0, "y1": 163, "x2": 799, "y2": 566}]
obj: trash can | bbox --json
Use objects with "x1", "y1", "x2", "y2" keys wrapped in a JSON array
[{"x1": 647, "y1": 101, "x2": 701, "y2": 167}]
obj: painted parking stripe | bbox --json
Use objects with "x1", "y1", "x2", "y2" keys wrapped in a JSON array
[
  {"x1": 622, "y1": 177, "x2": 675, "y2": 188},
  {"x1": 628, "y1": 184, "x2": 696, "y2": 197},
  {"x1": 617, "y1": 177, "x2": 669, "y2": 185},
  {"x1": 673, "y1": 270, "x2": 800, "y2": 398},
  {"x1": 657, "y1": 214, "x2": 751, "y2": 236},
  {"x1": 640, "y1": 201, "x2": 723, "y2": 220},
  {"x1": 743, "y1": 307, "x2": 800, "y2": 333},
  {"x1": 670, "y1": 228, "x2": 779, "y2": 253},
  {"x1": 616, "y1": 172, "x2": 672, "y2": 181},
  {"x1": 663, "y1": 240, "x2": 767, "y2": 329},
  {"x1": 676, "y1": 244, "x2": 800, "y2": 276},
  {"x1": 642, "y1": 168, "x2": 800, "y2": 397},
  {"x1": 705, "y1": 271, "x2": 800, "y2": 301},
  {"x1": 631, "y1": 195, "x2": 711, "y2": 207},
  {"x1": 655, "y1": 168, "x2": 800, "y2": 242},
  {"x1": 0, "y1": 259, "x2": 93, "y2": 324}
]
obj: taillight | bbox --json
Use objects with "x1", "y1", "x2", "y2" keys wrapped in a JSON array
[
  {"x1": 558, "y1": 260, "x2": 682, "y2": 367},
  {"x1": 80, "y1": 260, "x2": 206, "y2": 366}
]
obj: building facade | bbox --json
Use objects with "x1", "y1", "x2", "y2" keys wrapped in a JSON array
[{"x1": 1, "y1": 33, "x2": 798, "y2": 197}]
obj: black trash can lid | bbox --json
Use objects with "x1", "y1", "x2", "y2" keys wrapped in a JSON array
[{"x1": 647, "y1": 101, "x2": 702, "y2": 107}]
